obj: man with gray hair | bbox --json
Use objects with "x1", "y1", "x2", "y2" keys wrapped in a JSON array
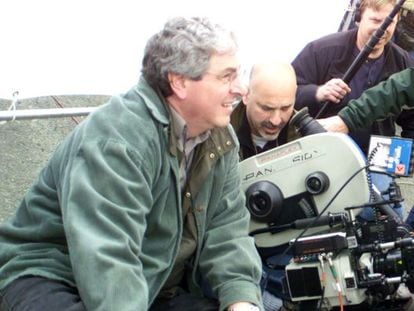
[{"x1": 0, "y1": 17, "x2": 263, "y2": 311}]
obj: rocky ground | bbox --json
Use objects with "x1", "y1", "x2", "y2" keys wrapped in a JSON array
[{"x1": 0, "y1": 95, "x2": 109, "y2": 222}]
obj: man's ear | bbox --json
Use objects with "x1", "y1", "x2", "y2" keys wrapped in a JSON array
[
  {"x1": 168, "y1": 72, "x2": 187, "y2": 99},
  {"x1": 242, "y1": 90, "x2": 250, "y2": 106}
]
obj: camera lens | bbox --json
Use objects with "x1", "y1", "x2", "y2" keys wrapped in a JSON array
[
  {"x1": 250, "y1": 192, "x2": 270, "y2": 214},
  {"x1": 373, "y1": 250, "x2": 404, "y2": 277},
  {"x1": 245, "y1": 181, "x2": 284, "y2": 223}
]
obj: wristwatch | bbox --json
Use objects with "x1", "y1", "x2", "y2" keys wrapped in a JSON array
[{"x1": 228, "y1": 304, "x2": 260, "y2": 311}]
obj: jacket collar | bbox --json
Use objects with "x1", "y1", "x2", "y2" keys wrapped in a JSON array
[
  {"x1": 134, "y1": 77, "x2": 170, "y2": 126},
  {"x1": 133, "y1": 77, "x2": 236, "y2": 158},
  {"x1": 331, "y1": 29, "x2": 359, "y2": 75},
  {"x1": 231, "y1": 102, "x2": 299, "y2": 160}
]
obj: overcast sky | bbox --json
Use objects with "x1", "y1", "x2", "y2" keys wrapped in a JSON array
[{"x1": 0, "y1": 0, "x2": 349, "y2": 99}]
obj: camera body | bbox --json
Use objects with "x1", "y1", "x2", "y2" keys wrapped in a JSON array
[{"x1": 240, "y1": 132, "x2": 370, "y2": 248}]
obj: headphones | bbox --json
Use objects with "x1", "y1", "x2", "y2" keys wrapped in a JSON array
[{"x1": 354, "y1": 0, "x2": 362, "y2": 23}]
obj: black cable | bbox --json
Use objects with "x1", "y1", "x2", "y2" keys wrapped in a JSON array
[
  {"x1": 317, "y1": 286, "x2": 326, "y2": 311},
  {"x1": 367, "y1": 143, "x2": 381, "y2": 220},
  {"x1": 276, "y1": 163, "x2": 371, "y2": 267},
  {"x1": 267, "y1": 164, "x2": 371, "y2": 310}
]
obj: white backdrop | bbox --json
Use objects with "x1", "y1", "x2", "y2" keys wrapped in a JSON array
[{"x1": 0, "y1": 0, "x2": 349, "y2": 99}]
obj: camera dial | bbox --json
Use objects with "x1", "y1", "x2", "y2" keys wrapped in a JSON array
[{"x1": 305, "y1": 171, "x2": 330, "y2": 195}]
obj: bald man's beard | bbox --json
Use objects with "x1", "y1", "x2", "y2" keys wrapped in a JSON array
[{"x1": 258, "y1": 120, "x2": 285, "y2": 141}]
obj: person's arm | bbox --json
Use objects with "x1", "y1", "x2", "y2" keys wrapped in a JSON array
[
  {"x1": 336, "y1": 68, "x2": 414, "y2": 132},
  {"x1": 317, "y1": 115, "x2": 350, "y2": 133},
  {"x1": 61, "y1": 139, "x2": 152, "y2": 310},
  {"x1": 197, "y1": 147, "x2": 263, "y2": 311},
  {"x1": 315, "y1": 78, "x2": 351, "y2": 104},
  {"x1": 292, "y1": 42, "x2": 322, "y2": 113},
  {"x1": 292, "y1": 41, "x2": 350, "y2": 114}
]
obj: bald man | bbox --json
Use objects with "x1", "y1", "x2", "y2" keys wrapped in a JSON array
[
  {"x1": 231, "y1": 62, "x2": 300, "y2": 160},
  {"x1": 231, "y1": 62, "x2": 307, "y2": 310}
]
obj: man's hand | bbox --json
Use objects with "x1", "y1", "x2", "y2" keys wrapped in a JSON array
[
  {"x1": 316, "y1": 78, "x2": 351, "y2": 103},
  {"x1": 317, "y1": 116, "x2": 349, "y2": 133},
  {"x1": 228, "y1": 302, "x2": 260, "y2": 311}
]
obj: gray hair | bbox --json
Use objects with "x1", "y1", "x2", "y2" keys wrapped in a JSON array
[{"x1": 141, "y1": 17, "x2": 238, "y2": 97}]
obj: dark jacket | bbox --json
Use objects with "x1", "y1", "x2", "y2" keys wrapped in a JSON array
[
  {"x1": 292, "y1": 28, "x2": 414, "y2": 153},
  {"x1": 230, "y1": 103, "x2": 300, "y2": 160},
  {"x1": 395, "y1": 9, "x2": 414, "y2": 52}
]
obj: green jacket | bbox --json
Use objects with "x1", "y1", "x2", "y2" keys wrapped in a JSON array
[
  {"x1": 339, "y1": 68, "x2": 414, "y2": 132},
  {"x1": 0, "y1": 78, "x2": 263, "y2": 310}
]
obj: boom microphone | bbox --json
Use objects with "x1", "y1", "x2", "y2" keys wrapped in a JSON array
[{"x1": 315, "y1": 0, "x2": 407, "y2": 118}]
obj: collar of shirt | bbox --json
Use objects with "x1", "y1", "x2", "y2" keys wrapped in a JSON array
[
  {"x1": 251, "y1": 133, "x2": 278, "y2": 149},
  {"x1": 169, "y1": 107, "x2": 210, "y2": 189},
  {"x1": 349, "y1": 46, "x2": 385, "y2": 99},
  {"x1": 169, "y1": 107, "x2": 210, "y2": 156}
]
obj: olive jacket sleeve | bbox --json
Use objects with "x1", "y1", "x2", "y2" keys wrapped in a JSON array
[{"x1": 338, "y1": 68, "x2": 414, "y2": 132}]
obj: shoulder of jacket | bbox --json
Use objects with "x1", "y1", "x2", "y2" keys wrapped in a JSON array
[
  {"x1": 309, "y1": 29, "x2": 354, "y2": 47},
  {"x1": 230, "y1": 102, "x2": 246, "y2": 132}
]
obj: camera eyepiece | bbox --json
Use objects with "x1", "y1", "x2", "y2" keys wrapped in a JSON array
[{"x1": 290, "y1": 107, "x2": 326, "y2": 136}]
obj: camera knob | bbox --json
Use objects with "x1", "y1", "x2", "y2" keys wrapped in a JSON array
[{"x1": 305, "y1": 171, "x2": 330, "y2": 195}]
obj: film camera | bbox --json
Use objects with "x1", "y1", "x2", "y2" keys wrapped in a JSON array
[{"x1": 240, "y1": 113, "x2": 414, "y2": 310}]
